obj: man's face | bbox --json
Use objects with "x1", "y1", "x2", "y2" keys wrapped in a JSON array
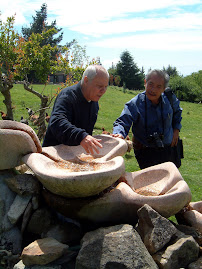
[
  {"x1": 145, "y1": 73, "x2": 165, "y2": 104},
  {"x1": 83, "y1": 71, "x2": 109, "y2": 101}
]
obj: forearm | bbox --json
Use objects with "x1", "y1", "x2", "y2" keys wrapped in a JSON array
[
  {"x1": 171, "y1": 128, "x2": 180, "y2": 146},
  {"x1": 113, "y1": 111, "x2": 134, "y2": 138},
  {"x1": 49, "y1": 115, "x2": 87, "y2": 146}
]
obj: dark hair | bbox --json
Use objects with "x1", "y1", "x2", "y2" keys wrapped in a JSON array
[{"x1": 145, "y1": 69, "x2": 170, "y2": 88}]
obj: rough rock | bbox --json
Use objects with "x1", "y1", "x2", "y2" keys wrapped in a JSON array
[
  {"x1": 27, "y1": 207, "x2": 55, "y2": 235},
  {"x1": 153, "y1": 235, "x2": 199, "y2": 269},
  {"x1": 136, "y1": 204, "x2": 178, "y2": 254},
  {"x1": 7, "y1": 194, "x2": 32, "y2": 224},
  {"x1": 0, "y1": 226, "x2": 22, "y2": 254},
  {"x1": 0, "y1": 169, "x2": 201, "y2": 269},
  {"x1": 41, "y1": 222, "x2": 82, "y2": 246},
  {"x1": 15, "y1": 164, "x2": 31, "y2": 174},
  {"x1": 21, "y1": 202, "x2": 33, "y2": 233},
  {"x1": 14, "y1": 259, "x2": 63, "y2": 269},
  {"x1": 188, "y1": 256, "x2": 202, "y2": 269},
  {"x1": 176, "y1": 224, "x2": 202, "y2": 245},
  {"x1": 183, "y1": 210, "x2": 202, "y2": 234},
  {"x1": 0, "y1": 171, "x2": 16, "y2": 233},
  {"x1": 21, "y1": 237, "x2": 69, "y2": 266},
  {"x1": 76, "y1": 224, "x2": 158, "y2": 269},
  {"x1": 32, "y1": 195, "x2": 39, "y2": 210},
  {"x1": 4, "y1": 173, "x2": 41, "y2": 195}
]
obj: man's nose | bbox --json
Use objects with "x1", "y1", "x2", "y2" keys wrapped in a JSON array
[
  {"x1": 100, "y1": 87, "x2": 107, "y2": 93},
  {"x1": 150, "y1": 85, "x2": 157, "y2": 92}
]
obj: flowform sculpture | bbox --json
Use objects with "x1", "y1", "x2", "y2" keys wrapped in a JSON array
[
  {"x1": 0, "y1": 120, "x2": 126, "y2": 197},
  {"x1": 0, "y1": 120, "x2": 193, "y2": 225}
]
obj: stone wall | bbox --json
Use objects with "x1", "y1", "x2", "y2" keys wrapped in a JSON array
[{"x1": 0, "y1": 169, "x2": 201, "y2": 269}]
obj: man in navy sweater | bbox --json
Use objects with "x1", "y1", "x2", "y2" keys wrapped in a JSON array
[{"x1": 43, "y1": 65, "x2": 109, "y2": 155}]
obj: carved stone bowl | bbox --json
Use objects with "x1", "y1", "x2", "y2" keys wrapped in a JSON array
[
  {"x1": 0, "y1": 121, "x2": 127, "y2": 198},
  {"x1": 23, "y1": 152, "x2": 125, "y2": 198},
  {"x1": 42, "y1": 162, "x2": 192, "y2": 225},
  {"x1": 0, "y1": 120, "x2": 42, "y2": 170},
  {"x1": 22, "y1": 134, "x2": 127, "y2": 198},
  {"x1": 0, "y1": 120, "x2": 192, "y2": 225},
  {"x1": 176, "y1": 201, "x2": 202, "y2": 234}
]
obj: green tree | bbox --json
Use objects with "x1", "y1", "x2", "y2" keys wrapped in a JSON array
[
  {"x1": 116, "y1": 50, "x2": 144, "y2": 90},
  {"x1": 0, "y1": 15, "x2": 70, "y2": 139},
  {"x1": 16, "y1": 29, "x2": 71, "y2": 140},
  {"x1": 163, "y1": 65, "x2": 178, "y2": 77},
  {"x1": 169, "y1": 71, "x2": 202, "y2": 103},
  {"x1": 15, "y1": 29, "x2": 67, "y2": 83},
  {"x1": 68, "y1": 40, "x2": 89, "y2": 68},
  {"x1": 108, "y1": 64, "x2": 120, "y2": 86},
  {"x1": 21, "y1": 3, "x2": 66, "y2": 83},
  {"x1": 108, "y1": 63, "x2": 118, "y2": 77},
  {"x1": 22, "y1": 3, "x2": 63, "y2": 47},
  {"x1": 1, "y1": 15, "x2": 100, "y2": 139},
  {"x1": 0, "y1": 16, "x2": 19, "y2": 120}
]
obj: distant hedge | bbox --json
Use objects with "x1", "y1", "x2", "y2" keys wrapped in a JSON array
[{"x1": 169, "y1": 71, "x2": 202, "y2": 103}]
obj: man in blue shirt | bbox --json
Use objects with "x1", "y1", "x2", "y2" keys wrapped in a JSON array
[
  {"x1": 43, "y1": 65, "x2": 109, "y2": 155},
  {"x1": 113, "y1": 69, "x2": 182, "y2": 169}
]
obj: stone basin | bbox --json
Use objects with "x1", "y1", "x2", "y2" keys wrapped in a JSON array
[
  {"x1": 0, "y1": 120, "x2": 192, "y2": 224},
  {"x1": 41, "y1": 134, "x2": 128, "y2": 162},
  {"x1": 0, "y1": 121, "x2": 127, "y2": 197},
  {"x1": 0, "y1": 120, "x2": 42, "y2": 170},
  {"x1": 22, "y1": 134, "x2": 127, "y2": 198},
  {"x1": 176, "y1": 201, "x2": 202, "y2": 234},
  {"x1": 42, "y1": 162, "x2": 192, "y2": 225},
  {"x1": 185, "y1": 201, "x2": 202, "y2": 234},
  {"x1": 23, "y1": 152, "x2": 125, "y2": 198}
]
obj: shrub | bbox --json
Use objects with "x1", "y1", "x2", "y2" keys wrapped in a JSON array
[{"x1": 169, "y1": 71, "x2": 202, "y2": 103}]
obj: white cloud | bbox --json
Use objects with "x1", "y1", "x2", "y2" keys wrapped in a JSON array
[
  {"x1": 49, "y1": 0, "x2": 202, "y2": 27},
  {"x1": 1, "y1": 0, "x2": 202, "y2": 28},
  {"x1": 0, "y1": 0, "x2": 41, "y2": 24},
  {"x1": 1, "y1": 0, "x2": 201, "y2": 75},
  {"x1": 89, "y1": 30, "x2": 202, "y2": 51},
  {"x1": 69, "y1": 13, "x2": 202, "y2": 37}
]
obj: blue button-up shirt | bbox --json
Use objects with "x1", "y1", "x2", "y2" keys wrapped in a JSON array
[{"x1": 113, "y1": 91, "x2": 182, "y2": 146}]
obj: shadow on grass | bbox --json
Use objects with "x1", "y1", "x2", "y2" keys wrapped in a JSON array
[{"x1": 124, "y1": 153, "x2": 134, "y2": 160}]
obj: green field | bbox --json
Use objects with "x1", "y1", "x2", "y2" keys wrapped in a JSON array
[{"x1": 0, "y1": 84, "x2": 201, "y2": 202}]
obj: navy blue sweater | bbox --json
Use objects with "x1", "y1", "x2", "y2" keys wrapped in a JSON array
[{"x1": 43, "y1": 82, "x2": 99, "y2": 147}]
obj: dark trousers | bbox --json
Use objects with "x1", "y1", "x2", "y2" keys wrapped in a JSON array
[{"x1": 134, "y1": 145, "x2": 182, "y2": 169}]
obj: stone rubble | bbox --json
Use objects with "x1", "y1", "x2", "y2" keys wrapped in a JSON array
[
  {"x1": 21, "y1": 237, "x2": 69, "y2": 266},
  {"x1": 76, "y1": 224, "x2": 158, "y2": 269},
  {"x1": 136, "y1": 204, "x2": 178, "y2": 254},
  {"x1": 152, "y1": 235, "x2": 199, "y2": 268},
  {"x1": 0, "y1": 169, "x2": 201, "y2": 269},
  {"x1": 7, "y1": 194, "x2": 32, "y2": 225}
]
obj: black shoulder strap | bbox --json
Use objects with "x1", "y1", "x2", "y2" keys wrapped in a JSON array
[{"x1": 164, "y1": 87, "x2": 174, "y2": 109}]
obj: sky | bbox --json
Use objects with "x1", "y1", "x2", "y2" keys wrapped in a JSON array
[{"x1": 1, "y1": 0, "x2": 202, "y2": 76}]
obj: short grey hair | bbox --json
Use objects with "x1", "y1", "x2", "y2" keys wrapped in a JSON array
[
  {"x1": 145, "y1": 69, "x2": 170, "y2": 88},
  {"x1": 81, "y1": 65, "x2": 109, "y2": 84}
]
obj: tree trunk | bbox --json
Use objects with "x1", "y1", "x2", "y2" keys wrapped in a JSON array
[
  {"x1": 37, "y1": 95, "x2": 49, "y2": 141},
  {"x1": 23, "y1": 82, "x2": 49, "y2": 142},
  {"x1": 0, "y1": 78, "x2": 14, "y2": 120}
]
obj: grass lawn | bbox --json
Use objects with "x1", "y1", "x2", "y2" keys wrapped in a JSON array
[{"x1": 0, "y1": 84, "x2": 201, "y2": 203}]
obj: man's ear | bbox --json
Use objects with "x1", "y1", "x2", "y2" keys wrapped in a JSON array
[
  {"x1": 144, "y1": 79, "x2": 146, "y2": 86},
  {"x1": 83, "y1": 76, "x2": 88, "y2": 84}
]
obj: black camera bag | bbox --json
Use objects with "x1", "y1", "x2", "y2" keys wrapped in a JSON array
[{"x1": 164, "y1": 88, "x2": 184, "y2": 164}]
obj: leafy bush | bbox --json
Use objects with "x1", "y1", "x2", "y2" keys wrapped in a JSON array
[{"x1": 169, "y1": 71, "x2": 202, "y2": 103}]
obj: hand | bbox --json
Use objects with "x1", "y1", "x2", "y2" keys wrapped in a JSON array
[
  {"x1": 80, "y1": 135, "x2": 103, "y2": 155},
  {"x1": 171, "y1": 129, "x2": 179, "y2": 147},
  {"x1": 111, "y1": 133, "x2": 124, "y2": 139}
]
